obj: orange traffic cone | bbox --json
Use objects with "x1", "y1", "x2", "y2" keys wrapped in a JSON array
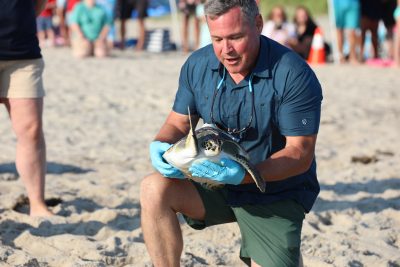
[{"x1": 307, "y1": 27, "x2": 325, "y2": 65}]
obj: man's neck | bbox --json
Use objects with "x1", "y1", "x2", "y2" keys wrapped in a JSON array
[
  {"x1": 229, "y1": 44, "x2": 260, "y2": 84},
  {"x1": 230, "y1": 73, "x2": 247, "y2": 84}
]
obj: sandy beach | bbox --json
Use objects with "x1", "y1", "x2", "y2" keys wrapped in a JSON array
[{"x1": 1, "y1": 19, "x2": 400, "y2": 266}]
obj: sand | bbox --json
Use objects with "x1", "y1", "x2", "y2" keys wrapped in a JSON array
[{"x1": 1, "y1": 21, "x2": 400, "y2": 266}]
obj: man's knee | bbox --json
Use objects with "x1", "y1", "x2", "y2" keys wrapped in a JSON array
[
  {"x1": 140, "y1": 174, "x2": 199, "y2": 213},
  {"x1": 140, "y1": 173, "x2": 172, "y2": 210}
]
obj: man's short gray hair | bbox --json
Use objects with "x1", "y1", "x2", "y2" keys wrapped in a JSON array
[{"x1": 204, "y1": 0, "x2": 260, "y2": 25}]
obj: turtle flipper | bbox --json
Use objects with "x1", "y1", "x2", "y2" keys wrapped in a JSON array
[
  {"x1": 221, "y1": 140, "x2": 249, "y2": 159},
  {"x1": 234, "y1": 154, "x2": 266, "y2": 193},
  {"x1": 186, "y1": 107, "x2": 198, "y2": 156}
]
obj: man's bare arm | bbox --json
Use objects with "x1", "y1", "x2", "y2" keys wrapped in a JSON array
[
  {"x1": 154, "y1": 111, "x2": 199, "y2": 144},
  {"x1": 242, "y1": 135, "x2": 317, "y2": 183}
]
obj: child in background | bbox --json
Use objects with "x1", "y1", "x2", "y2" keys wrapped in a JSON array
[
  {"x1": 69, "y1": 0, "x2": 111, "y2": 58},
  {"x1": 37, "y1": 0, "x2": 57, "y2": 47},
  {"x1": 261, "y1": 6, "x2": 296, "y2": 47}
]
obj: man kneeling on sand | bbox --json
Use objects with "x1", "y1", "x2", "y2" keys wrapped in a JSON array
[
  {"x1": 140, "y1": 0, "x2": 323, "y2": 266},
  {"x1": 69, "y1": 0, "x2": 111, "y2": 58}
]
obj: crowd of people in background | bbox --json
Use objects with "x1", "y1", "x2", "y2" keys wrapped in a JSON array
[
  {"x1": 37, "y1": 0, "x2": 147, "y2": 57},
  {"x1": 262, "y1": 0, "x2": 400, "y2": 67},
  {"x1": 36, "y1": 0, "x2": 400, "y2": 67},
  {"x1": 261, "y1": 5, "x2": 331, "y2": 61},
  {"x1": 337, "y1": 0, "x2": 400, "y2": 67}
]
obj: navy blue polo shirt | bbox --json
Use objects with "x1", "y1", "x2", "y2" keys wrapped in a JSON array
[
  {"x1": 173, "y1": 36, "x2": 323, "y2": 212},
  {"x1": 0, "y1": 0, "x2": 41, "y2": 60}
]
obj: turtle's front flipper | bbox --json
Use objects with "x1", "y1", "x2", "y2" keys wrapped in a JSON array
[
  {"x1": 234, "y1": 154, "x2": 266, "y2": 193},
  {"x1": 186, "y1": 107, "x2": 198, "y2": 156}
]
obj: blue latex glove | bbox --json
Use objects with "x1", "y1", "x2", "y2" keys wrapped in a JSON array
[
  {"x1": 189, "y1": 158, "x2": 245, "y2": 185},
  {"x1": 149, "y1": 141, "x2": 184, "y2": 178}
]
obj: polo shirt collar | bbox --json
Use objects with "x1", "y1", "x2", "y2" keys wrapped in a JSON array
[
  {"x1": 252, "y1": 36, "x2": 271, "y2": 79},
  {"x1": 209, "y1": 36, "x2": 271, "y2": 79},
  {"x1": 210, "y1": 50, "x2": 220, "y2": 71}
]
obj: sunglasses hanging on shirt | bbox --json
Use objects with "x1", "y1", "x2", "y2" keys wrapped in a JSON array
[{"x1": 210, "y1": 67, "x2": 255, "y2": 141}]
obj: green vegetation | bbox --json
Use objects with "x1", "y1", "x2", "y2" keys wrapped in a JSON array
[{"x1": 259, "y1": 0, "x2": 328, "y2": 18}]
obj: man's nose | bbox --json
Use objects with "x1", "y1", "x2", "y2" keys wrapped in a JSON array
[{"x1": 222, "y1": 39, "x2": 233, "y2": 54}]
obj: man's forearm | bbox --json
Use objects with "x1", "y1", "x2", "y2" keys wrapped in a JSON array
[
  {"x1": 259, "y1": 146, "x2": 314, "y2": 182},
  {"x1": 154, "y1": 111, "x2": 196, "y2": 144},
  {"x1": 154, "y1": 123, "x2": 188, "y2": 144},
  {"x1": 242, "y1": 137, "x2": 316, "y2": 184},
  {"x1": 34, "y1": 0, "x2": 48, "y2": 16}
]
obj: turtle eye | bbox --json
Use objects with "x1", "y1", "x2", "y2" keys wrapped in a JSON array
[{"x1": 202, "y1": 141, "x2": 210, "y2": 149}]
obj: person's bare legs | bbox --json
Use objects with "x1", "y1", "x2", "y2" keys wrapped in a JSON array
[
  {"x1": 120, "y1": 18, "x2": 127, "y2": 50},
  {"x1": 71, "y1": 36, "x2": 93, "y2": 58},
  {"x1": 385, "y1": 27, "x2": 394, "y2": 59},
  {"x1": 348, "y1": 29, "x2": 360, "y2": 63},
  {"x1": 182, "y1": 14, "x2": 190, "y2": 52},
  {"x1": 193, "y1": 16, "x2": 200, "y2": 50},
  {"x1": 57, "y1": 8, "x2": 69, "y2": 46},
  {"x1": 37, "y1": 31, "x2": 46, "y2": 47},
  {"x1": 336, "y1": 29, "x2": 345, "y2": 63},
  {"x1": 361, "y1": 17, "x2": 379, "y2": 60},
  {"x1": 94, "y1": 38, "x2": 109, "y2": 58},
  {"x1": 135, "y1": 18, "x2": 146, "y2": 51},
  {"x1": 4, "y1": 98, "x2": 51, "y2": 216},
  {"x1": 46, "y1": 28, "x2": 56, "y2": 47},
  {"x1": 370, "y1": 23, "x2": 379, "y2": 59},
  {"x1": 140, "y1": 173, "x2": 205, "y2": 267}
]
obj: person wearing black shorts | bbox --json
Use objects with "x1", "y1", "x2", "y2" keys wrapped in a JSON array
[
  {"x1": 360, "y1": 0, "x2": 382, "y2": 59},
  {"x1": 116, "y1": 0, "x2": 148, "y2": 50},
  {"x1": 381, "y1": 0, "x2": 397, "y2": 59}
]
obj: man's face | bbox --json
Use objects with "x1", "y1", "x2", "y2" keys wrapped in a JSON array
[{"x1": 207, "y1": 7, "x2": 263, "y2": 80}]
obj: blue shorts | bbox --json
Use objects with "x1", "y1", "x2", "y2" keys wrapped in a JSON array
[
  {"x1": 334, "y1": 0, "x2": 360, "y2": 29},
  {"x1": 36, "y1": 16, "x2": 53, "y2": 32}
]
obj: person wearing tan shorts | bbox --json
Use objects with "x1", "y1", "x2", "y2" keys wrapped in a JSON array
[
  {"x1": 0, "y1": 59, "x2": 45, "y2": 98},
  {"x1": 0, "y1": 0, "x2": 52, "y2": 217}
]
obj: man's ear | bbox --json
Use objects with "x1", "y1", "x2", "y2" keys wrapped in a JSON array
[{"x1": 255, "y1": 14, "x2": 263, "y2": 34}]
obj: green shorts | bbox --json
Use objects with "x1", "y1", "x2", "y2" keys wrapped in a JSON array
[{"x1": 183, "y1": 183, "x2": 305, "y2": 267}]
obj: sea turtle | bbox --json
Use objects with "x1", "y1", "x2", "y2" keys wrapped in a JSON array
[{"x1": 162, "y1": 111, "x2": 266, "y2": 193}]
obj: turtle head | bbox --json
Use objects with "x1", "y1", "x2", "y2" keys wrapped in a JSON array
[{"x1": 202, "y1": 138, "x2": 222, "y2": 157}]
